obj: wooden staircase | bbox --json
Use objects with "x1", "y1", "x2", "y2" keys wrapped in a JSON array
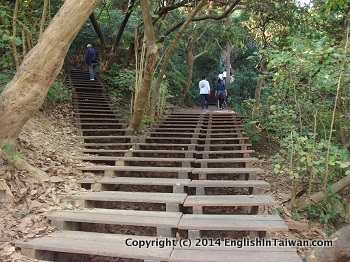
[{"x1": 16, "y1": 69, "x2": 302, "y2": 261}]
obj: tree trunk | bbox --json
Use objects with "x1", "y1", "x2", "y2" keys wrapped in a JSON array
[
  {"x1": 89, "y1": 12, "x2": 107, "y2": 49},
  {"x1": 298, "y1": 174, "x2": 350, "y2": 210},
  {"x1": 225, "y1": 45, "x2": 233, "y2": 87},
  {"x1": 128, "y1": 0, "x2": 159, "y2": 133},
  {"x1": 11, "y1": 0, "x2": 20, "y2": 70},
  {"x1": 252, "y1": 58, "x2": 267, "y2": 118},
  {"x1": 0, "y1": 0, "x2": 102, "y2": 149},
  {"x1": 114, "y1": 0, "x2": 135, "y2": 54},
  {"x1": 149, "y1": 0, "x2": 208, "y2": 120},
  {"x1": 39, "y1": 0, "x2": 49, "y2": 38},
  {"x1": 182, "y1": 35, "x2": 208, "y2": 105},
  {"x1": 182, "y1": 36, "x2": 195, "y2": 105}
]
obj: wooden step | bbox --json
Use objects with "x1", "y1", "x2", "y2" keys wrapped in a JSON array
[
  {"x1": 192, "y1": 168, "x2": 264, "y2": 174},
  {"x1": 77, "y1": 165, "x2": 193, "y2": 173},
  {"x1": 146, "y1": 132, "x2": 201, "y2": 137},
  {"x1": 188, "y1": 180, "x2": 269, "y2": 188},
  {"x1": 183, "y1": 195, "x2": 277, "y2": 207},
  {"x1": 198, "y1": 137, "x2": 250, "y2": 142},
  {"x1": 74, "y1": 109, "x2": 117, "y2": 113},
  {"x1": 78, "y1": 177, "x2": 191, "y2": 187},
  {"x1": 16, "y1": 231, "x2": 174, "y2": 261},
  {"x1": 68, "y1": 191, "x2": 187, "y2": 206},
  {"x1": 73, "y1": 156, "x2": 195, "y2": 163},
  {"x1": 74, "y1": 113, "x2": 122, "y2": 117},
  {"x1": 178, "y1": 214, "x2": 288, "y2": 232},
  {"x1": 78, "y1": 123, "x2": 126, "y2": 126},
  {"x1": 77, "y1": 135, "x2": 135, "y2": 139},
  {"x1": 77, "y1": 177, "x2": 191, "y2": 193},
  {"x1": 81, "y1": 142, "x2": 135, "y2": 147},
  {"x1": 195, "y1": 158, "x2": 259, "y2": 164},
  {"x1": 48, "y1": 208, "x2": 182, "y2": 229},
  {"x1": 197, "y1": 144, "x2": 252, "y2": 149},
  {"x1": 196, "y1": 150, "x2": 255, "y2": 155},
  {"x1": 170, "y1": 245, "x2": 302, "y2": 262},
  {"x1": 76, "y1": 118, "x2": 123, "y2": 121}
]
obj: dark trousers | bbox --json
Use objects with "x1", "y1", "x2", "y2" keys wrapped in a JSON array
[
  {"x1": 200, "y1": 94, "x2": 209, "y2": 109},
  {"x1": 218, "y1": 97, "x2": 225, "y2": 108}
]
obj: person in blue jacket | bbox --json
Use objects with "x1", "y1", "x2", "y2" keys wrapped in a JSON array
[
  {"x1": 215, "y1": 78, "x2": 227, "y2": 110},
  {"x1": 85, "y1": 44, "x2": 98, "y2": 80}
]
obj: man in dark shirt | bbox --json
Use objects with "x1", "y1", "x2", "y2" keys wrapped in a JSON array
[
  {"x1": 215, "y1": 78, "x2": 227, "y2": 110},
  {"x1": 85, "y1": 44, "x2": 98, "y2": 80}
]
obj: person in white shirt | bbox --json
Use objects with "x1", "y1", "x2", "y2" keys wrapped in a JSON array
[
  {"x1": 199, "y1": 76, "x2": 210, "y2": 109},
  {"x1": 222, "y1": 70, "x2": 227, "y2": 81}
]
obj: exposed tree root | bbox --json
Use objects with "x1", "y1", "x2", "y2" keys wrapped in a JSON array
[
  {"x1": 13, "y1": 157, "x2": 50, "y2": 182},
  {"x1": 297, "y1": 175, "x2": 350, "y2": 210}
]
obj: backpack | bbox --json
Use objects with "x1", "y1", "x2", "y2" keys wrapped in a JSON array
[{"x1": 90, "y1": 51, "x2": 98, "y2": 63}]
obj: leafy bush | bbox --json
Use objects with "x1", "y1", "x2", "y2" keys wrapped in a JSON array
[
  {"x1": 43, "y1": 81, "x2": 70, "y2": 107},
  {"x1": 101, "y1": 63, "x2": 135, "y2": 92},
  {"x1": 0, "y1": 70, "x2": 15, "y2": 93}
]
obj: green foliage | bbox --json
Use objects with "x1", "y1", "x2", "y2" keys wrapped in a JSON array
[
  {"x1": 0, "y1": 70, "x2": 15, "y2": 92},
  {"x1": 271, "y1": 131, "x2": 349, "y2": 183},
  {"x1": 1, "y1": 144, "x2": 25, "y2": 164},
  {"x1": 43, "y1": 81, "x2": 70, "y2": 107},
  {"x1": 101, "y1": 64, "x2": 135, "y2": 92},
  {"x1": 308, "y1": 189, "x2": 346, "y2": 225}
]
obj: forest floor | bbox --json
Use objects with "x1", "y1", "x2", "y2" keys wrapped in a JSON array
[{"x1": 0, "y1": 101, "x2": 349, "y2": 261}]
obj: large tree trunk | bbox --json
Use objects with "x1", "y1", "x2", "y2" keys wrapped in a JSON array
[
  {"x1": 89, "y1": 12, "x2": 107, "y2": 49},
  {"x1": 298, "y1": 174, "x2": 350, "y2": 210},
  {"x1": 225, "y1": 45, "x2": 233, "y2": 87},
  {"x1": 182, "y1": 36, "x2": 196, "y2": 105},
  {"x1": 128, "y1": 0, "x2": 159, "y2": 133},
  {"x1": 0, "y1": 0, "x2": 102, "y2": 149},
  {"x1": 182, "y1": 35, "x2": 208, "y2": 105},
  {"x1": 149, "y1": 0, "x2": 209, "y2": 121},
  {"x1": 114, "y1": 0, "x2": 136, "y2": 54},
  {"x1": 252, "y1": 58, "x2": 267, "y2": 118}
]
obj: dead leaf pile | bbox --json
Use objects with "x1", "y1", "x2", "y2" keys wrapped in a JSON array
[{"x1": 0, "y1": 103, "x2": 90, "y2": 261}]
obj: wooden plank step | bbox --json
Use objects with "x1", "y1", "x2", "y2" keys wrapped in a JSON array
[
  {"x1": 78, "y1": 123, "x2": 126, "y2": 126},
  {"x1": 73, "y1": 102, "x2": 113, "y2": 106},
  {"x1": 178, "y1": 214, "x2": 288, "y2": 231},
  {"x1": 202, "y1": 125, "x2": 244, "y2": 128},
  {"x1": 74, "y1": 113, "x2": 122, "y2": 117},
  {"x1": 16, "y1": 231, "x2": 174, "y2": 261},
  {"x1": 170, "y1": 245, "x2": 302, "y2": 262},
  {"x1": 73, "y1": 92, "x2": 108, "y2": 100},
  {"x1": 74, "y1": 96, "x2": 107, "y2": 100},
  {"x1": 198, "y1": 137, "x2": 250, "y2": 141},
  {"x1": 74, "y1": 109, "x2": 116, "y2": 113},
  {"x1": 188, "y1": 180, "x2": 269, "y2": 188},
  {"x1": 68, "y1": 191, "x2": 187, "y2": 204},
  {"x1": 80, "y1": 129, "x2": 129, "y2": 132},
  {"x1": 77, "y1": 135, "x2": 135, "y2": 139},
  {"x1": 81, "y1": 142, "x2": 134, "y2": 147},
  {"x1": 196, "y1": 150, "x2": 255, "y2": 155},
  {"x1": 77, "y1": 118, "x2": 124, "y2": 121},
  {"x1": 76, "y1": 105, "x2": 113, "y2": 109},
  {"x1": 77, "y1": 165, "x2": 193, "y2": 173},
  {"x1": 146, "y1": 132, "x2": 201, "y2": 137},
  {"x1": 197, "y1": 144, "x2": 252, "y2": 148},
  {"x1": 78, "y1": 149, "x2": 194, "y2": 156},
  {"x1": 195, "y1": 158, "x2": 258, "y2": 163},
  {"x1": 183, "y1": 195, "x2": 277, "y2": 207},
  {"x1": 192, "y1": 168, "x2": 264, "y2": 174},
  {"x1": 47, "y1": 209, "x2": 182, "y2": 228},
  {"x1": 78, "y1": 177, "x2": 191, "y2": 186},
  {"x1": 73, "y1": 156, "x2": 195, "y2": 162}
]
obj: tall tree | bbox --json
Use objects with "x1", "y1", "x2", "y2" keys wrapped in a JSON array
[
  {"x1": 0, "y1": 0, "x2": 102, "y2": 177},
  {"x1": 149, "y1": 0, "x2": 209, "y2": 120},
  {"x1": 128, "y1": 0, "x2": 159, "y2": 132}
]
